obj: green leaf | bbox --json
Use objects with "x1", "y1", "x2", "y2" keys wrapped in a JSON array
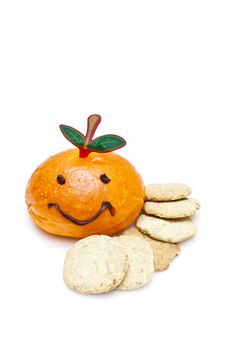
[
  {"x1": 60, "y1": 125, "x2": 85, "y2": 147},
  {"x1": 87, "y1": 134, "x2": 126, "y2": 152}
]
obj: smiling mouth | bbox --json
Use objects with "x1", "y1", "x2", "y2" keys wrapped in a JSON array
[{"x1": 47, "y1": 201, "x2": 116, "y2": 226}]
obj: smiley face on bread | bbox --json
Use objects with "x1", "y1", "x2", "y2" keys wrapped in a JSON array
[{"x1": 26, "y1": 115, "x2": 145, "y2": 238}]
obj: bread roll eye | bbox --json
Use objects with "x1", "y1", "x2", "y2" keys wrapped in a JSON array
[
  {"x1": 57, "y1": 175, "x2": 66, "y2": 185},
  {"x1": 100, "y1": 174, "x2": 111, "y2": 184}
]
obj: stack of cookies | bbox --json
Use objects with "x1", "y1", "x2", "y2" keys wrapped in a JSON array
[
  {"x1": 137, "y1": 183, "x2": 200, "y2": 243},
  {"x1": 63, "y1": 183, "x2": 200, "y2": 294}
]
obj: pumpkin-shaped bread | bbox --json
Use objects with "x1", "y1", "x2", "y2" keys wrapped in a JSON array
[{"x1": 26, "y1": 115, "x2": 145, "y2": 238}]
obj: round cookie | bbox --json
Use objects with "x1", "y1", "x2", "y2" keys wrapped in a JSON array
[
  {"x1": 145, "y1": 183, "x2": 192, "y2": 201},
  {"x1": 122, "y1": 228, "x2": 180, "y2": 272},
  {"x1": 136, "y1": 214, "x2": 196, "y2": 243},
  {"x1": 63, "y1": 235, "x2": 128, "y2": 294},
  {"x1": 144, "y1": 198, "x2": 200, "y2": 218},
  {"x1": 115, "y1": 235, "x2": 154, "y2": 290}
]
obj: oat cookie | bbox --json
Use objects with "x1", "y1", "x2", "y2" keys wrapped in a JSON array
[
  {"x1": 144, "y1": 198, "x2": 200, "y2": 218},
  {"x1": 63, "y1": 235, "x2": 128, "y2": 294},
  {"x1": 136, "y1": 214, "x2": 196, "y2": 243},
  {"x1": 115, "y1": 235, "x2": 154, "y2": 290},
  {"x1": 122, "y1": 228, "x2": 180, "y2": 271},
  {"x1": 145, "y1": 183, "x2": 192, "y2": 201}
]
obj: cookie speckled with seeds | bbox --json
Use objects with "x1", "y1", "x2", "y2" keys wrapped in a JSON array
[
  {"x1": 122, "y1": 228, "x2": 180, "y2": 272},
  {"x1": 144, "y1": 198, "x2": 200, "y2": 218},
  {"x1": 145, "y1": 183, "x2": 192, "y2": 201},
  {"x1": 63, "y1": 235, "x2": 128, "y2": 294},
  {"x1": 115, "y1": 235, "x2": 154, "y2": 290},
  {"x1": 136, "y1": 214, "x2": 196, "y2": 243}
]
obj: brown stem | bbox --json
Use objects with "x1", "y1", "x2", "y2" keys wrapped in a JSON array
[{"x1": 83, "y1": 114, "x2": 101, "y2": 148}]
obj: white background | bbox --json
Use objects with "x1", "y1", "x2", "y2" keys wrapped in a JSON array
[{"x1": 0, "y1": 1, "x2": 232, "y2": 349}]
